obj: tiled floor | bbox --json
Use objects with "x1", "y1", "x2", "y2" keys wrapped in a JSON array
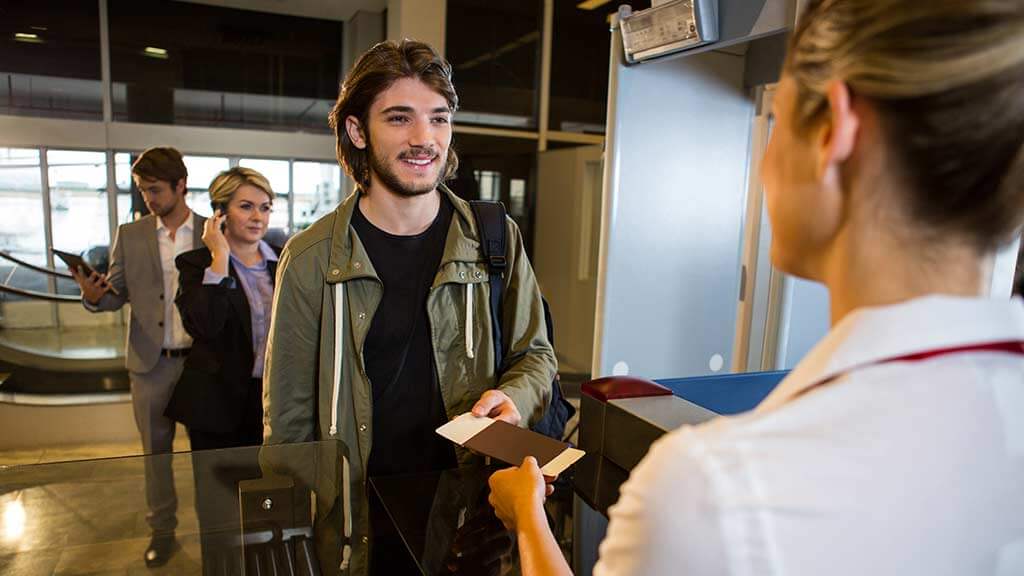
[
  {"x1": 0, "y1": 436, "x2": 198, "y2": 576},
  {"x1": 0, "y1": 435, "x2": 191, "y2": 468}
]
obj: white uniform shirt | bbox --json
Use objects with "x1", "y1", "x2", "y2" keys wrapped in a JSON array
[
  {"x1": 155, "y1": 212, "x2": 194, "y2": 350},
  {"x1": 594, "y1": 295, "x2": 1024, "y2": 576}
]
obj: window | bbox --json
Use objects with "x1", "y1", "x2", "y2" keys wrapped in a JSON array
[
  {"x1": 474, "y1": 170, "x2": 502, "y2": 201},
  {"x1": 47, "y1": 150, "x2": 109, "y2": 262},
  {"x1": 0, "y1": 0, "x2": 103, "y2": 120},
  {"x1": 446, "y1": 0, "x2": 541, "y2": 129},
  {"x1": 293, "y1": 161, "x2": 343, "y2": 231},
  {"x1": 239, "y1": 158, "x2": 290, "y2": 231},
  {"x1": 549, "y1": 2, "x2": 612, "y2": 133},
  {"x1": 0, "y1": 148, "x2": 47, "y2": 299},
  {"x1": 183, "y1": 155, "x2": 231, "y2": 217},
  {"x1": 109, "y1": 0, "x2": 342, "y2": 132},
  {"x1": 449, "y1": 134, "x2": 537, "y2": 254}
]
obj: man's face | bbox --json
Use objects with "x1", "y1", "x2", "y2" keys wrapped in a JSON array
[
  {"x1": 134, "y1": 175, "x2": 185, "y2": 218},
  {"x1": 349, "y1": 77, "x2": 453, "y2": 197}
]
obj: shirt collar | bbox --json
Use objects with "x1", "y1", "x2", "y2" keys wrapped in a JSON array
[
  {"x1": 229, "y1": 240, "x2": 279, "y2": 268},
  {"x1": 156, "y1": 210, "x2": 194, "y2": 233},
  {"x1": 757, "y1": 294, "x2": 1024, "y2": 412}
]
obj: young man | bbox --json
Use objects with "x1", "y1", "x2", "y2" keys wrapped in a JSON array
[
  {"x1": 72, "y1": 146, "x2": 205, "y2": 567},
  {"x1": 262, "y1": 40, "x2": 557, "y2": 573}
]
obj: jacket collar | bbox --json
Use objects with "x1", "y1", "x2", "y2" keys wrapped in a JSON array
[
  {"x1": 326, "y1": 183, "x2": 483, "y2": 284},
  {"x1": 757, "y1": 295, "x2": 1024, "y2": 412}
]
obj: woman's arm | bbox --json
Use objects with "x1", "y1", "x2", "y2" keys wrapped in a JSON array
[
  {"x1": 488, "y1": 457, "x2": 572, "y2": 576},
  {"x1": 174, "y1": 252, "x2": 232, "y2": 340}
]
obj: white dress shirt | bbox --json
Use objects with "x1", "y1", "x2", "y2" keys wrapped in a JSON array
[
  {"x1": 156, "y1": 212, "x2": 194, "y2": 350},
  {"x1": 595, "y1": 295, "x2": 1024, "y2": 576}
]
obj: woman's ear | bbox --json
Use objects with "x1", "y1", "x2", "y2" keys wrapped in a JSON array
[
  {"x1": 816, "y1": 80, "x2": 860, "y2": 180},
  {"x1": 345, "y1": 116, "x2": 367, "y2": 150}
]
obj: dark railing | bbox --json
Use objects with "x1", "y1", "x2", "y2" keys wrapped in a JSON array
[
  {"x1": 0, "y1": 250, "x2": 74, "y2": 279},
  {"x1": 0, "y1": 284, "x2": 80, "y2": 303},
  {"x1": 0, "y1": 250, "x2": 80, "y2": 302}
]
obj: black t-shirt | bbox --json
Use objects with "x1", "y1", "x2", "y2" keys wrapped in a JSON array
[{"x1": 352, "y1": 196, "x2": 457, "y2": 478}]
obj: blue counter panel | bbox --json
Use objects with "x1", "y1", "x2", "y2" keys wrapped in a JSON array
[{"x1": 655, "y1": 370, "x2": 788, "y2": 416}]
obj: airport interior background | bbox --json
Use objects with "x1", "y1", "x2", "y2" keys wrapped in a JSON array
[
  {"x1": 0, "y1": 0, "x2": 631, "y2": 450},
  {"x1": 6, "y1": 1, "x2": 1022, "y2": 574},
  {"x1": 0, "y1": 1, "x2": 637, "y2": 572}
]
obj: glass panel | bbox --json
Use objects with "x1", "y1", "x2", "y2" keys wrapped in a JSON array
[
  {"x1": 370, "y1": 465, "x2": 575, "y2": 574},
  {"x1": 109, "y1": 1, "x2": 342, "y2": 132},
  {"x1": 293, "y1": 161, "x2": 342, "y2": 232},
  {"x1": 446, "y1": 0, "x2": 541, "y2": 129},
  {"x1": 549, "y1": 1, "x2": 612, "y2": 133},
  {"x1": 510, "y1": 178, "x2": 527, "y2": 219},
  {"x1": 0, "y1": 0, "x2": 103, "y2": 120},
  {"x1": 184, "y1": 155, "x2": 231, "y2": 217},
  {"x1": 473, "y1": 170, "x2": 502, "y2": 201},
  {"x1": 46, "y1": 150, "x2": 109, "y2": 267},
  {"x1": 0, "y1": 148, "x2": 48, "y2": 300},
  {"x1": 114, "y1": 151, "x2": 135, "y2": 224},
  {"x1": 239, "y1": 158, "x2": 290, "y2": 231},
  {"x1": 0, "y1": 442, "x2": 348, "y2": 575},
  {"x1": 447, "y1": 134, "x2": 537, "y2": 255}
]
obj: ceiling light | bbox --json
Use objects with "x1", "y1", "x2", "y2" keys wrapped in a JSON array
[
  {"x1": 14, "y1": 33, "x2": 42, "y2": 44},
  {"x1": 143, "y1": 46, "x2": 168, "y2": 59},
  {"x1": 577, "y1": 0, "x2": 613, "y2": 9}
]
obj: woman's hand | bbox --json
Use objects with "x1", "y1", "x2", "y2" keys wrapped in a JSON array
[
  {"x1": 203, "y1": 211, "x2": 230, "y2": 275},
  {"x1": 202, "y1": 211, "x2": 230, "y2": 256},
  {"x1": 487, "y1": 457, "x2": 552, "y2": 531}
]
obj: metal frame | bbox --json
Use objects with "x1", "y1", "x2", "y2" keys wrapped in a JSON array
[{"x1": 732, "y1": 84, "x2": 775, "y2": 372}]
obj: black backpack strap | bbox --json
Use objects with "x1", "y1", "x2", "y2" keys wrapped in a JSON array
[{"x1": 469, "y1": 200, "x2": 508, "y2": 374}]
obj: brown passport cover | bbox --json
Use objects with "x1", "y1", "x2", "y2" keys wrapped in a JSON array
[{"x1": 463, "y1": 420, "x2": 569, "y2": 468}]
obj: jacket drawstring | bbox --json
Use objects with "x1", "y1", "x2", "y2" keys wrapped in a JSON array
[
  {"x1": 330, "y1": 282, "x2": 344, "y2": 437},
  {"x1": 332, "y1": 282, "x2": 352, "y2": 569},
  {"x1": 465, "y1": 283, "x2": 475, "y2": 359}
]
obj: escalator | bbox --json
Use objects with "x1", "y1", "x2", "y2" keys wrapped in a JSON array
[{"x1": 0, "y1": 250, "x2": 135, "y2": 449}]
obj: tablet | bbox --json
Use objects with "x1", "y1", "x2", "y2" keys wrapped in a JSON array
[{"x1": 52, "y1": 248, "x2": 120, "y2": 295}]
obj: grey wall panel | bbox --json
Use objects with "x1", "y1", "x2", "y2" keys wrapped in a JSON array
[{"x1": 597, "y1": 49, "x2": 754, "y2": 380}]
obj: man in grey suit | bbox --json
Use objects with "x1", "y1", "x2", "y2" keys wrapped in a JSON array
[{"x1": 71, "y1": 146, "x2": 206, "y2": 567}]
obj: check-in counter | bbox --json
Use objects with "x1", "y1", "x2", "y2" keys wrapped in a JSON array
[{"x1": 574, "y1": 371, "x2": 787, "y2": 516}]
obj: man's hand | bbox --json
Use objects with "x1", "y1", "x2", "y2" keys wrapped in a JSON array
[
  {"x1": 472, "y1": 389, "x2": 521, "y2": 426},
  {"x1": 70, "y1": 267, "x2": 111, "y2": 305}
]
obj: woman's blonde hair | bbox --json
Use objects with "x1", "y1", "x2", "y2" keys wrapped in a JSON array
[
  {"x1": 208, "y1": 167, "x2": 275, "y2": 208},
  {"x1": 786, "y1": 0, "x2": 1024, "y2": 250}
]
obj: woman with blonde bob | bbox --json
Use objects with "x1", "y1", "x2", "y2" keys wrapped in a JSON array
[
  {"x1": 488, "y1": 0, "x2": 1024, "y2": 574},
  {"x1": 165, "y1": 167, "x2": 281, "y2": 449}
]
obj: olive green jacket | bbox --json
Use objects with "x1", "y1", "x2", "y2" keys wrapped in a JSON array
[{"x1": 262, "y1": 185, "x2": 556, "y2": 574}]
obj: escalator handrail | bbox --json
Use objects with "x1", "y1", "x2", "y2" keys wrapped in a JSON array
[
  {"x1": 0, "y1": 250, "x2": 74, "y2": 279},
  {"x1": 0, "y1": 283, "x2": 80, "y2": 303}
]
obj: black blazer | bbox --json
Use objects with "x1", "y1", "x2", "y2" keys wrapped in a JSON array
[{"x1": 164, "y1": 244, "x2": 281, "y2": 434}]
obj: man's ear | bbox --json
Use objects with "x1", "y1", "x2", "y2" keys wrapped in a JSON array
[
  {"x1": 174, "y1": 178, "x2": 186, "y2": 196},
  {"x1": 345, "y1": 116, "x2": 367, "y2": 150},
  {"x1": 816, "y1": 80, "x2": 859, "y2": 180}
]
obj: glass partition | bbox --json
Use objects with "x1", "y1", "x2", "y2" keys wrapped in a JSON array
[{"x1": 0, "y1": 441, "x2": 349, "y2": 575}]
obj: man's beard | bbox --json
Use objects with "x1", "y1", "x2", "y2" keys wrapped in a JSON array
[{"x1": 367, "y1": 144, "x2": 447, "y2": 197}]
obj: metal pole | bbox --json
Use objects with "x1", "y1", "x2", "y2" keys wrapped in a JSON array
[
  {"x1": 39, "y1": 147, "x2": 59, "y2": 326},
  {"x1": 537, "y1": 0, "x2": 554, "y2": 151},
  {"x1": 288, "y1": 159, "x2": 295, "y2": 234},
  {"x1": 99, "y1": 0, "x2": 113, "y2": 123}
]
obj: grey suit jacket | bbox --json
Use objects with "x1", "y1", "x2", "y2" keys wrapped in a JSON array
[{"x1": 84, "y1": 212, "x2": 206, "y2": 373}]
